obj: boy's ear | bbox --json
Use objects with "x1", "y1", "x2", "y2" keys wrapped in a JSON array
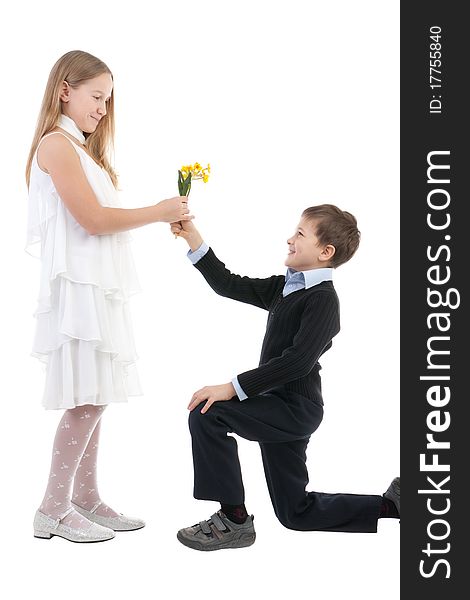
[{"x1": 319, "y1": 244, "x2": 336, "y2": 263}]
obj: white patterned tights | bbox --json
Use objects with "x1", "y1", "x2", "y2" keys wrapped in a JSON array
[{"x1": 39, "y1": 404, "x2": 119, "y2": 530}]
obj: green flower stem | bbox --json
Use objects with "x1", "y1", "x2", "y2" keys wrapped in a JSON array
[{"x1": 178, "y1": 171, "x2": 192, "y2": 196}]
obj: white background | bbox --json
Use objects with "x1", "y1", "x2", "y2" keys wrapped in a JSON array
[{"x1": 1, "y1": 1, "x2": 399, "y2": 598}]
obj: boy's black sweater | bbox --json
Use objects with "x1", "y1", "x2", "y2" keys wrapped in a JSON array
[{"x1": 193, "y1": 248, "x2": 341, "y2": 402}]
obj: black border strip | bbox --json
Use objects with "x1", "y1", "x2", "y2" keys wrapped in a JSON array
[{"x1": 401, "y1": 2, "x2": 467, "y2": 595}]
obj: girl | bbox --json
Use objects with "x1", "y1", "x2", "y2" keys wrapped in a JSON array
[{"x1": 25, "y1": 50, "x2": 193, "y2": 542}]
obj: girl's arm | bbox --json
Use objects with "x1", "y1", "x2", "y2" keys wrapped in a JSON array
[{"x1": 38, "y1": 133, "x2": 192, "y2": 235}]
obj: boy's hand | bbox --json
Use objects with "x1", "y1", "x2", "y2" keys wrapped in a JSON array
[
  {"x1": 170, "y1": 218, "x2": 197, "y2": 238},
  {"x1": 170, "y1": 219, "x2": 204, "y2": 252},
  {"x1": 188, "y1": 383, "x2": 237, "y2": 414}
]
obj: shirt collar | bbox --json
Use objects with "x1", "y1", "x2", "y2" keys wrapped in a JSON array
[{"x1": 285, "y1": 267, "x2": 333, "y2": 289}]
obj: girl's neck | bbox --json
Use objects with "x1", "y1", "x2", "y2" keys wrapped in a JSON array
[{"x1": 58, "y1": 113, "x2": 86, "y2": 144}]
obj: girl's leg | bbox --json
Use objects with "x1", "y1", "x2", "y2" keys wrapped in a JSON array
[
  {"x1": 72, "y1": 416, "x2": 120, "y2": 517},
  {"x1": 39, "y1": 404, "x2": 105, "y2": 528}
]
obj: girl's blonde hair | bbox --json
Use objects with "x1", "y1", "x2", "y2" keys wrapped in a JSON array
[{"x1": 25, "y1": 50, "x2": 118, "y2": 189}]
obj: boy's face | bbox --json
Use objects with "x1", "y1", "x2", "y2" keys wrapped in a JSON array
[{"x1": 285, "y1": 217, "x2": 332, "y2": 271}]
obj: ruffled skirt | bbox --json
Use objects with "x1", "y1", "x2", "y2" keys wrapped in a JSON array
[{"x1": 31, "y1": 275, "x2": 142, "y2": 410}]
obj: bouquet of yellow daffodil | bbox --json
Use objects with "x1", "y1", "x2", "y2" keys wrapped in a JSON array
[
  {"x1": 174, "y1": 162, "x2": 210, "y2": 238},
  {"x1": 178, "y1": 162, "x2": 210, "y2": 196}
]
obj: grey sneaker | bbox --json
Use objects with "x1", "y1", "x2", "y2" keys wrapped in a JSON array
[
  {"x1": 177, "y1": 510, "x2": 256, "y2": 551},
  {"x1": 383, "y1": 477, "x2": 400, "y2": 516}
]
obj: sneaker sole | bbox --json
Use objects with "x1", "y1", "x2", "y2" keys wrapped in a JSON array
[{"x1": 177, "y1": 531, "x2": 256, "y2": 551}]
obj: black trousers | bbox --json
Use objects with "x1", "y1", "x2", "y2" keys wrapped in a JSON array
[{"x1": 189, "y1": 389, "x2": 382, "y2": 533}]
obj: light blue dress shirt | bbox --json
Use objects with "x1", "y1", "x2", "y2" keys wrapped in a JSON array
[{"x1": 187, "y1": 242, "x2": 333, "y2": 400}]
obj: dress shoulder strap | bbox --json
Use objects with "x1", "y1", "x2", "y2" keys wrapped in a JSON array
[
  {"x1": 34, "y1": 131, "x2": 84, "y2": 174},
  {"x1": 36, "y1": 130, "x2": 83, "y2": 154}
]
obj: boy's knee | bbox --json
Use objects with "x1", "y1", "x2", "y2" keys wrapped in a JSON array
[
  {"x1": 274, "y1": 509, "x2": 299, "y2": 531},
  {"x1": 189, "y1": 407, "x2": 211, "y2": 433},
  {"x1": 188, "y1": 405, "x2": 222, "y2": 435}
]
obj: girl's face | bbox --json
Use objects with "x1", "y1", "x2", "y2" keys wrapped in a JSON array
[{"x1": 59, "y1": 72, "x2": 113, "y2": 134}]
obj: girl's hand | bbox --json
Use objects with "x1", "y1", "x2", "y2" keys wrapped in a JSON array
[
  {"x1": 157, "y1": 196, "x2": 194, "y2": 223},
  {"x1": 188, "y1": 383, "x2": 237, "y2": 414}
]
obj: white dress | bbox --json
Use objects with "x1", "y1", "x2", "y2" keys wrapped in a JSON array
[{"x1": 26, "y1": 114, "x2": 143, "y2": 410}]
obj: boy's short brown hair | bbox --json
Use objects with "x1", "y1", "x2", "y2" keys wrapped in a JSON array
[{"x1": 302, "y1": 204, "x2": 360, "y2": 268}]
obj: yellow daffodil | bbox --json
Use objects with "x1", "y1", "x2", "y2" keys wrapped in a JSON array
[{"x1": 178, "y1": 162, "x2": 210, "y2": 196}]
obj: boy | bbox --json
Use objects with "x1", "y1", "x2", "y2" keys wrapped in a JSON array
[{"x1": 171, "y1": 205, "x2": 399, "y2": 551}]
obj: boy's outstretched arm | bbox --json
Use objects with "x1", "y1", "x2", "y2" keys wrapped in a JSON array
[
  {"x1": 170, "y1": 220, "x2": 284, "y2": 311},
  {"x1": 171, "y1": 218, "x2": 282, "y2": 406}
]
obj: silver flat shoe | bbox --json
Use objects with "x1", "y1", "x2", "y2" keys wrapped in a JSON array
[
  {"x1": 72, "y1": 501, "x2": 145, "y2": 531},
  {"x1": 33, "y1": 507, "x2": 115, "y2": 543}
]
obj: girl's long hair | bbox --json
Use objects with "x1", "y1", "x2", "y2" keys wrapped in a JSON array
[{"x1": 25, "y1": 50, "x2": 118, "y2": 189}]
